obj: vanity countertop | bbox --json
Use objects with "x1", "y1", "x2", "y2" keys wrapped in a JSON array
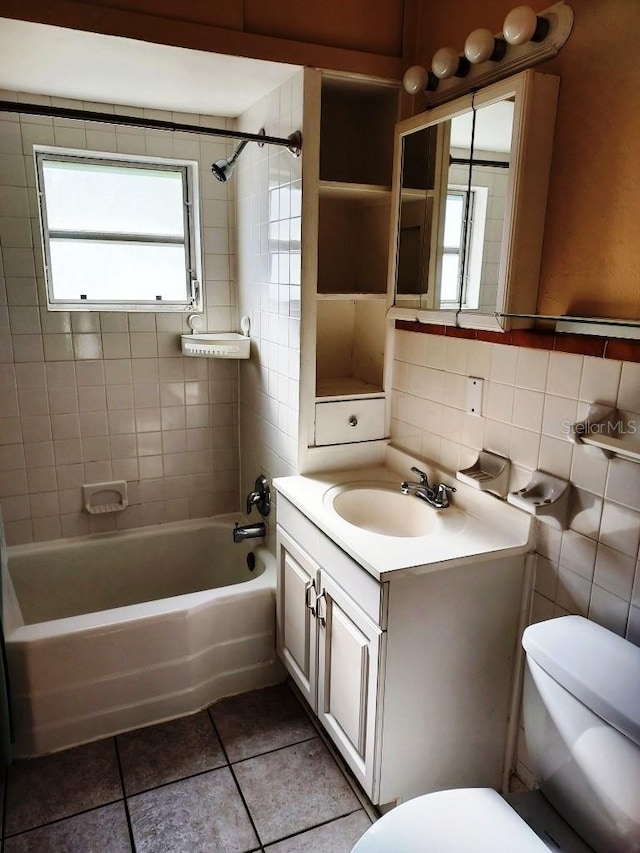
[{"x1": 273, "y1": 447, "x2": 534, "y2": 582}]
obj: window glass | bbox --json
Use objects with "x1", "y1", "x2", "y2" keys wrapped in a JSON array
[{"x1": 36, "y1": 149, "x2": 201, "y2": 311}]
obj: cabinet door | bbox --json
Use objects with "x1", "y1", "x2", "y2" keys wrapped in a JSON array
[
  {"x1": 317, "y1": 569, "x2": 382, "y2": 798},
  {"x1": 276, "y1": 527, "x2": 319, "y2": 708}
]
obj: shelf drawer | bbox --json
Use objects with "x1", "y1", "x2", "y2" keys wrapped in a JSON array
[{"x1": 315, "y1": 398, "x2": 385, "y2": 446}]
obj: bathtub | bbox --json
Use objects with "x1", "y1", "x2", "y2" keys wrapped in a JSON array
[{"x1": 2, "y1": 513, "x2": 284, "y2": 758}]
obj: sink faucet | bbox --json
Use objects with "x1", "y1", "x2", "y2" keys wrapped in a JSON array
[{"x1": 400, "y1": 466, "x2": 456, "y2": 509}]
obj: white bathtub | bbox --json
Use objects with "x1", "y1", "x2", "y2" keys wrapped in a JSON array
[{"x1": 2, "y1": 514, "x2": 284, "y2": 758}]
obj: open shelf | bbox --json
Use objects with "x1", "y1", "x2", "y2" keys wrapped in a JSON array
[
  {"x1": 319, "y1": 180, "x2": 392, "y2": 199},
  {"x1": 316, "y1": 292, "x2": 387, "y2": 301},
  {"x1": 316, "y1": 298, "x2": 386, "y2": 399},
  {"x1": 318, "y1": 194, "x2": 391, "y2": 295},
  {"x1": 320, "y1": 76, "x2": 398, "y2": 186},
  {"x1": 581, "y1": 433, "x2": 640, "y2": 463},
  {"x1": 316, "y1": 377, "x2": 384, "y2": 400}
]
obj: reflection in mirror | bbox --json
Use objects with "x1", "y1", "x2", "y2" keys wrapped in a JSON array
[
  {"x1": 457, "y1": 98, "x2": 515, "y2": 314},
  {"x1": 395, "y1": 127, "x2": 438, "y2": 305},
  {"x1": 394, "y1": 97, "x2": 515, "y2": 315},
  {"x1": 437, "y1": 112, "x2": 474, "y2": 309}
]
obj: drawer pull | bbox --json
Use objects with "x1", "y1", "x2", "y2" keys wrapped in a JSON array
[{"x1": 349, "y1": 415, "x2": 358, "y2": 427}]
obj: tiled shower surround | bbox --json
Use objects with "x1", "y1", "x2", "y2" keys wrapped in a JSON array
[
  {"x1": 236, "y1": 72, "x2": 303, "y2": 536},
  {"x1": 390, "y1": 329, "x2": 640, "y2": 784},
  {"x1": 0, "y1": 93, "x2": 240, "y2": 545}
]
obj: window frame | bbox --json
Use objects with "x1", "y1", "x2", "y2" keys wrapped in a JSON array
[
  {"x1": 34, "y1": 146, "x2": 203, "y2": 313},
  {"x1": 439, "y1": 185, "x2": 487, "y2": 311}
]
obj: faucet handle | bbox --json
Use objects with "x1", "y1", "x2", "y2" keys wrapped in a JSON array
[
  {"x1": 410, "y1": 466, "x2": 429, "y2": 485},
  {"x1": 435, "y1": 483, "x2": 456, "y2": 506}
]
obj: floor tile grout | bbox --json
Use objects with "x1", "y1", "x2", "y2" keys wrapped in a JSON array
[
  {"x1": 113, "y1": 736, "x2": 137, "y2": 852},
  {"x1": 207, "y1": 710, "x2": 266, "y2": 852},
  {"x1": 228, "y1": 733, "x2": 319, "y2": 767},
  {"x1": 3, "y1": 796, "x2": 126, "y2": 841},
  {"x1": 285, "y1": 680, "x2": 380, "y2": 823},
  {"x1": 261, "y1": 806, "x2": 367, "y2": 850},
  {"x1": 3, "y1": 683, "x2": 375, "y2": 850}
]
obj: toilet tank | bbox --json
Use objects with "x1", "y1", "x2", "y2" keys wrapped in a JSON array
[{"x1": 522, "y1": 616, "x2": 640, "y2": 853}]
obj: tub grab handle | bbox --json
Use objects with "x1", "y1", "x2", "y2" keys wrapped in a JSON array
[{"x1": 82, "y1": 481, "x2": 128, "y2": 514}]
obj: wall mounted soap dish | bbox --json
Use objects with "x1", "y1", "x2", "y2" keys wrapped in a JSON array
[
  {"x1": 506, "y1": 470, "x2": 570, "y2": 529},
  {"x1": 457, "y1": 451, "x2": 511, "y2": 498},
  {"x1": 83, "y1": 481, "x2": 128, "y2": 514}
]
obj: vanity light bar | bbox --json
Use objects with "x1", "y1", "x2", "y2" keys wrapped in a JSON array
[{"x1": 403, "y1": 2, "x2": 574, "y2": 107}]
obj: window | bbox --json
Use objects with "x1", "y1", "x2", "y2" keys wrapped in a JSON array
[
  {"x1": 35, "y1": 148, "x2": 202, "y2": 311},
  {"x1": 438, "y1": 187, "x2": 487, "y2": 310}
]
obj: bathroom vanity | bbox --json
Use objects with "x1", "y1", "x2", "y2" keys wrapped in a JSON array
[{"x1": 274, "y1": 449, "x2": 533, "y2": 806}]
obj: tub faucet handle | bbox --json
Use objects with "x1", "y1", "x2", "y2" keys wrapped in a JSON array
[{"x1": 246, "y1": 474, "x2": 271, "y2": 517}]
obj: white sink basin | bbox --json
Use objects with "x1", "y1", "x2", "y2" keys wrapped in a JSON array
[{"x1": 324, "y1": 482, "x2": 441, "y2": 538}]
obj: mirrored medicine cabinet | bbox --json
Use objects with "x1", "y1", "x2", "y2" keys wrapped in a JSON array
[{"x1": 388, "y1": 70, "x2": 560, "y2": 331}]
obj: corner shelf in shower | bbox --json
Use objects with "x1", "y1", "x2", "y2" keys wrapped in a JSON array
[{"x1": 180, "y1": 333, "x2": 250, "y2": 359}]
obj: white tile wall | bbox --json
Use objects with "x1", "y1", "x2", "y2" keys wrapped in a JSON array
[
  {"x1": 235, "y1": 72, "x2": 303, "y2": 547},
  {"x1": 390, "y1": 328, "x2": 640, "y2": 787},
  {"x1": 0, "y1": 93, "x2": 240, "y2": 544}
]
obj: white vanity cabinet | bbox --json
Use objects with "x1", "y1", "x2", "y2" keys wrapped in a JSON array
[
  {"x1": 277, "y1": 522, "x2": 383, "y2": 796},
  {"x1": 275, "y1": 490, "x2": 529, "y2": 807}
]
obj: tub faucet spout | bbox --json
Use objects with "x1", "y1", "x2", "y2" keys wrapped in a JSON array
[{"x1": 233, "y1": 521, "x2": 266, "y2": 543}]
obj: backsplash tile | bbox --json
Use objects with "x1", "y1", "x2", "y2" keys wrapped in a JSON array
[
  {"x1": 391, "y1": 329, "x2": 640, "y2": 650},
  {"x1": 0, "y1": 96, "x2": 241, "y2": 544}
]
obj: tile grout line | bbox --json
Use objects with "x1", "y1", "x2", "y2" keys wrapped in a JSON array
[
  {"x1": 206, "y1": 708, "x2": 266, "y2": 853},
  {"x1": 261, "y1": 807, "x2": 367, "y2": 850},
  {"x1": 285, "y1": 680, "x2": 380, "y2": 823},
  {"x1": 113, "y1": 737, "x2": 137, "y2": 852},
  {"x1": 2, "y1": 796, "x2": 126, "y2": 841},
  {"x1": 228, "y1": 734, "x2": 319, "y2": 768}
]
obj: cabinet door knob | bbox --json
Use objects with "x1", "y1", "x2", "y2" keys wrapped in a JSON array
[{"x1": 348, "y1": 415, "x2": 358, "y2": 427}]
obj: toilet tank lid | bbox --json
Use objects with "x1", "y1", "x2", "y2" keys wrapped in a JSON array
[{"x1": 523, "y1": 616, "x2": 640, "y2": 746}]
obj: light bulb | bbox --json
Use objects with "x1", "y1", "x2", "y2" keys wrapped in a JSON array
[
  {"x1": 464, "y1": 28, "x2": 505, "y2": 64},
  {"x1": 403, "y1": 65, "x2": 429, "y2": 95},
  {"x1": 503, "y1": 5, "x2": 549, "y2": 45},
  {"x1": 431, "y1": 47, "x2": 469, "y2": 80}
]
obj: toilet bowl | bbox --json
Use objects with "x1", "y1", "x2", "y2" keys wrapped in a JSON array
[
  {"x1": 351, "y1": 788, "x2": 549, "y2": 852},
  {"x1": 352, "y1": 616, "x2": 640, "y2": 853}
]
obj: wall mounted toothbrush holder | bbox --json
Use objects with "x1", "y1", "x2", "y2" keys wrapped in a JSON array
[
  {"x1": 457, "y1": 451, "x2": 511, "y2": 498},
  {"x1": 506, "y1": 470, "x2": 570, "y2": 529},
  {"x1": 82, "y1": 481, "x2": 128, "y2": 514}
]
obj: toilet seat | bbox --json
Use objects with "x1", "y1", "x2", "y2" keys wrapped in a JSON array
[{"x1": 351, "y1": 788, "x2": 550, "y2": 852}]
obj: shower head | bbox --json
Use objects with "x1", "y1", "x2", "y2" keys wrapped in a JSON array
[{"x1": 211, "y1": 139, "x2": 249, "y2": 183}]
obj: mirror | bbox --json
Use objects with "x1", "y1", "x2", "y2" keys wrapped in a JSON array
[
  {"x1": 457, "y1": 99, "x2": 514, "y2": 316},
  {"x1": 394, "y1": 95, "x2": 515, "y2": 317},
  {"x1": 392, "y1": 72, "x2": 559, "y2": 331}
]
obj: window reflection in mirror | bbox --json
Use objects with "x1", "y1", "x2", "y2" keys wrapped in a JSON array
[
  {"x1": 437, "y1": 112, "x2": 474, "y2": 309},
  {"x1": 394, "y1": 95, "x2": 516, "y2": 316},
  {"x1": 457, "y1": 97, "x2": 515, "y2": 315}
]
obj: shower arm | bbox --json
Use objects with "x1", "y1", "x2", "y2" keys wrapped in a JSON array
[{"x1": 0, "y1": 100, "x2": 302, "y2": 156}]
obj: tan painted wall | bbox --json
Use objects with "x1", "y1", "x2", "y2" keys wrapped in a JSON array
[{"x1": 410, "y1": 0, "x2": 640, "y2": 319}]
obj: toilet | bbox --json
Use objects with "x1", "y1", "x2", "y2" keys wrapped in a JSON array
[{"x1": 352, "y1": 616, "x2": 640, "y2": 852}]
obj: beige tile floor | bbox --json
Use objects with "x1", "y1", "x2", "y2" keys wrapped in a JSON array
[{"x1": 1, "y1": 683, "x2": 374, "y2": 852}]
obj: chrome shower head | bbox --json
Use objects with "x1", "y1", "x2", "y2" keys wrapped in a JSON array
[{"x1": 211, "y1": 139, "x2": 249, "y2": 183}]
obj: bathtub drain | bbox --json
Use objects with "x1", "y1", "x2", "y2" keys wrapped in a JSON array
[{"x1": 247, "y1": 552, "x2": 256, "y2": 572}]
